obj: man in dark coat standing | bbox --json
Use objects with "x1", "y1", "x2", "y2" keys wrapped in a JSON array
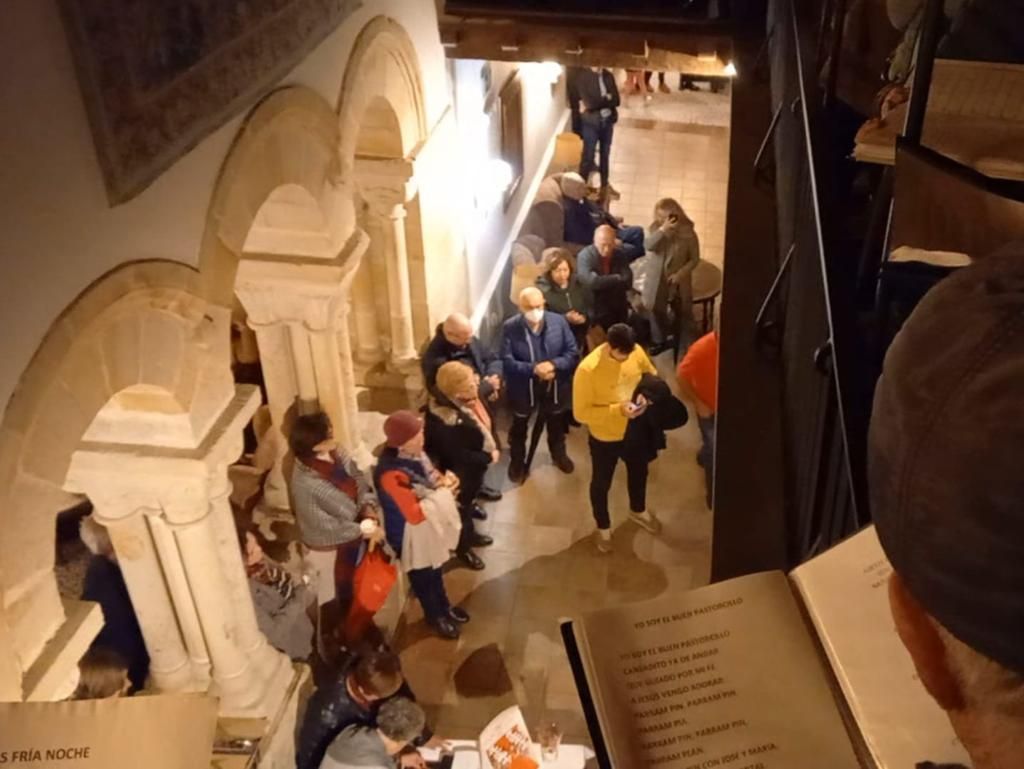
[
  {"x1": 421, "y1": 312, "x2": 503, "y2": 503},
  {"x1": 501, "y1": 287, "x2": 580, "y2": 484},
  {"x1": 575, "y1": 66, "x2": 620, "y2": 199}
]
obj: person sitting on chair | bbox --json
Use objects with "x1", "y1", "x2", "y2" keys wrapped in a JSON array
[
  {"x1": 576, "y1": 225, "x2": 635, "y2": 335},
  {"x1": 502, "y1": 287, "x2": 579, "y2": 484},
  {"x1": 560, "y1": 172, "x2": 644, "y2": 260}
]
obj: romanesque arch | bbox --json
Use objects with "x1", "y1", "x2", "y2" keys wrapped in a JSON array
[
  {"x1": 198, "y1": 86, "x2": 351, "y2": 309},
  {"x1": 0, "y1": 261, "x2": 223, "y2": 698},
  {"x1": 339, "y1": 17, "x2": 432, "y2": 403}
]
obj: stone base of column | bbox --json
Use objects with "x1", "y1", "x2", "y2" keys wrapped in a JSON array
[
  {"x1": 213, "y1": 664, "x2": 310, "y2": 769},
  {"x1": 212, "y1": 646, "x2": 294, "y2": 720}
]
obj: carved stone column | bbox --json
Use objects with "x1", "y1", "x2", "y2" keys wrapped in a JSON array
[
  {"x1": 235, "y1": 233, "x2": 370, "y2": 491},
  {"x1": 355, "y1": 158, "x2": 420, "y2": 371},
  {"x1": 65, "y1": 386, "x2": 292, "y2": 718}
]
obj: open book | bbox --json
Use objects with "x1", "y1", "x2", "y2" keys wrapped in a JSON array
[
  {"x1": 853, "y1": 59, "x2": 1024, "y2": 180},
  {"x1": 561, "y1": 526, "x2": 971, "y2": 768}
]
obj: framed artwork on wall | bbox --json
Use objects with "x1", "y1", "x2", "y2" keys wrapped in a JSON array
[
  {"x1": 498, "y1": 72, "x2": 525, "y2": 211},
  {"x1": 58, "y1": 0, "x2": 362, "y2": 205}
]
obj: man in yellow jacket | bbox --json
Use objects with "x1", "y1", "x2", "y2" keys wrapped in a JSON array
[{"x1": 573, "y1": 323, "x2": 662, "y2": 553}]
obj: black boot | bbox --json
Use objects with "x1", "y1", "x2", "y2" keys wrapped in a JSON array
[{"x1": 508, "y1": 460, "x2": 528, "y2": 484}]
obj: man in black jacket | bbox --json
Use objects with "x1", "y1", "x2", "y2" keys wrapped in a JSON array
[
  {"x1": 422, "y1": 313, "x2": 502, "y2": 404},
  {"x1": 421, "y1": 313, "x2": 503, "y2": 504},
  {"x1": 575, "y1": 67, "x2": 620, "y2": 199},
  {"x1": 576, "y1": 225, "x2": 634, "y2": 333},
  {"x1": 295, "y1": 650, "x2": 434, "y2": 769}
]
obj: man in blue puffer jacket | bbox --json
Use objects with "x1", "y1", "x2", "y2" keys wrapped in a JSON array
[{"x1": 501, "y1": 286, "x2": 580, "y2": 484}]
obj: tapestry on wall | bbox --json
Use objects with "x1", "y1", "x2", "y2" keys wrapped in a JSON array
[{"x1": 58, "y1": 0, "x2": 362, "y2": 205}]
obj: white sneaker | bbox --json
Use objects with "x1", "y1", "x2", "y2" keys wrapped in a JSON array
[
  {"x1": 595, "y1": 528, "x2": 613, "y2": 554},
  {"x1": 630, "y1": 510, "x2": 661, "y2": 534}
]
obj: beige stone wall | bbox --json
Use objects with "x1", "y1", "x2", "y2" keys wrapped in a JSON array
[{"x1": 0, "y1": 0, "x2": 454, "y2": 418}]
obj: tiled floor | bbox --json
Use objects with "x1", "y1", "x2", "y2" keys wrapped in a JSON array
[
  {"x1": 611, "y1": 83, "x2": 732, "y2": 271},
  {"x1": 392, "y1": 82, "x2": 732, "y2": 753},
  {"x1": 394, "y1": 351, "x2": 714, "y2": 750}
]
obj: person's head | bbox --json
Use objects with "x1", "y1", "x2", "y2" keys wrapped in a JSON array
[
  {"x1": 606, "y1": 323, "x2": 636, "y2": 362},
  {"x1": 289, "y1": 412, "x2": 332, "y2": 462},
  {"x1": 347, "y1": 649, "x2": 404, "y2": 703},
  {"x1": 236, "y1": 522, "x2": 264, "y2": 568},
  {"x1": 559, "y1": 172, "x2": 587, "y2": 202},
  {"x1": 442, "y1": 313, "x2": 473, "y2": 349},
  {"x1": 435, "y1": 361, "x2": 478, "y2": 405},
  {"x1": 384, "y1": 410, "x2": 425, "y2": 454},
  {"x1": 544, "y1": 248, "x2": 574, "y2": 289},
  {"x1": 518, "y1": 286, "x2": 545, "y2": 327},
  {"x1": 375, "y1": 697, "x2": 426, "y2": 755},
  {"x1": 869, "y1": 246, "x2": 1024, "y2": 766},
  {"x1": 80, "y1": 515, "x2": 115, "y2": 561},
  {"x1": 593, "y1": 225, "x2": 617, "y2": 259},
  {"x1": 653, "y1": 198, "x2": 691, "y2": 228},
  {"x1": 73, "y1": 648, "x2": 130, "y2": 700}
]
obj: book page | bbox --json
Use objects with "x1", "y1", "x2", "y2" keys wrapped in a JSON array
[
  {"x1": 575, "y1": 571, "x2": 861, "y2": 768},
  {"x1": 790, "y1": 526, "x2": 969, "y2": 768}
]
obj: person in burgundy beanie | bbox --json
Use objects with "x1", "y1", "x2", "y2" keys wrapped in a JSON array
[{"x1": 375, "y1": 411, "x2": 467, "y2": 639}]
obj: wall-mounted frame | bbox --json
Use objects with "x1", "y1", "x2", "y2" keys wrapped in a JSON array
[
  {"x1": 498, "y1": 71, "x2": 525, "y2": 211},
  {"x1": 58, "y1": 0, "x2": 361, "y2": 205}
]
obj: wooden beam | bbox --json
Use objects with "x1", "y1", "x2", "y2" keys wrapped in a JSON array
[{"x1": 439, "y1": 19, "x2": 733, "y2": 72}]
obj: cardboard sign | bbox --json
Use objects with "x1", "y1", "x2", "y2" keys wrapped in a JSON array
[{"x1": 0, "y1": 694, "x2": 217, "y2": 768}]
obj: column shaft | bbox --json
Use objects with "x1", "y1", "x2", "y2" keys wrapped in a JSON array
[
  {"x1": 288, "y1": 324, "x2": 319, "y2": 413},
  {"x1": 250, "y1": 324, "x2": 295, "y2": 510},
  {"x1": 351, "y1": 261, "x2": 383, "y2": 365},
  {"x1": 174, "y1": 515, "x2": 259, "y2": 714},
  {"x1": 104, "y1": 515, "x2": 193, "y2": 692},
  {"x1": 309, "y1": 329, "x2": 352, "y2": 449},
  {"x1": 148, "y1": 516, "x2": 212, "y2": 687},
  {"x1": 384, "y1": 205, "x2": 417, "y2": 362},
  {"x1": 207, "y1": 474, "x2": 287, "y2": 685}
]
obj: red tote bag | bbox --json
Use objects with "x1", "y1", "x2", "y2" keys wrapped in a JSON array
[{"x1": 343, "y1": 547, "x2": 398, "y2": 641}]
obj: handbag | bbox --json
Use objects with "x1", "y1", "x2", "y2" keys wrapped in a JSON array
[{"x1": 343, "y1": 546, "x2": 398, "y2": 642}]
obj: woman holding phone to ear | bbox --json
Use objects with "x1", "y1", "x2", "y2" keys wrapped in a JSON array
[{"x1": 645, "y1": 198, "x2": 700, "y2": 355}]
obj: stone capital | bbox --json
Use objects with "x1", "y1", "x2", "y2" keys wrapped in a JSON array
[
  {"x1": 65, "y1": 387, "x2": 260, "y2": 525},
  {"x1": 236, "y1": 232, "x2": 369, "y2": 331},
  {"x1": 354, "y1": 156, "x2": 417, "y2": 217}
]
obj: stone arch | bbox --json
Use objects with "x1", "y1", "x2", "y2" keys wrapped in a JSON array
[
  {"x1": 340, "y1": 17, "x2": 431, "y2": 403},
  {"x1": 198, "y1": 86, "x2": 350, "y2": 309},
  {"x1": 0, "y1": 260, "x2": 235, "y2": 699},
  {"x1": 337, "y1": 16, "x2": 428, "y2": 170}
]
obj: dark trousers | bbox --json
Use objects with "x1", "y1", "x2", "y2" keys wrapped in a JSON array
[
  {"x1": 588, "y1": 436, "x2": 649, "y2": 529},
  {"x1": 617, "y1": 225, "x2": 646, "y2": 261},
  {"x1": 580, "y1": 118, "x2": 614, "y2": 188},
  {"x1": 455, "y1": 462, "x2": 485, "y2": 552},
  {"x1": 407, "y1": 567, "x2": 451, "y2": 623},
  {"x1": 509, "y1": 406, "x2": 569, "y2": 467},
  {"x1": 698, "y1": 415, "x2": 716, "y2": 509},
  {"x1": 333, "y1": 539, "x2": 363, "y2": 610}
]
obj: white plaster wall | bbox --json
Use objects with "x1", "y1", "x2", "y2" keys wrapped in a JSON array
[
  {"x1": 0, "y1": 0, "x2": 452, "y2": 416},
  {"x1": 450, "y1": 59, "x2": 569, "y2": 310}
]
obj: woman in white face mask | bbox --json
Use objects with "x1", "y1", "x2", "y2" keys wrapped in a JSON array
[{"x1": 500, "y1": 287, "x2": 581, "y2": 484}]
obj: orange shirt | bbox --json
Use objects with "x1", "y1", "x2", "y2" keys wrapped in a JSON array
[{"x1": 677, "y1": 332, "x2": 719, "y2": 413}]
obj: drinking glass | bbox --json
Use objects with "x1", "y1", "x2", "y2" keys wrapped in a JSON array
[{"x1": 536, "y1": 721, "x2": 562, "y2": 762}]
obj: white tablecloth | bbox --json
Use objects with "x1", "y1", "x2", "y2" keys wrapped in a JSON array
[{"x1": 420, "y1": 739, "x2": 593, "y2": 769}]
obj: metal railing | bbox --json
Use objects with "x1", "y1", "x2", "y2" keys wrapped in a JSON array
[{"x1": 759, "y1": 0, "x2": 872, "y2": 564}]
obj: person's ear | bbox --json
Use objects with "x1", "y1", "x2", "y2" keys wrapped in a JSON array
[{"x1": 888, "y1": 573, "x2": 965, "y2": 711}]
